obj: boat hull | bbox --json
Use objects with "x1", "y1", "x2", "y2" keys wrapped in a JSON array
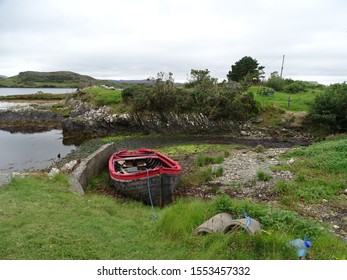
[
  {"x1": 110, "y1": 173, "x2": 180, "y2": 207},
  {"x1": 108, "y1": 148, "x2": 182, "y2": 207}
]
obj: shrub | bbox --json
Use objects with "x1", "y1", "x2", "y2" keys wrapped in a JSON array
[
  {"x1": 214, "y1": 167, "x2": 224, "y2": 177},
  {"x1": 309, "y1": 83, "x2": 347, "y2": 132},
  {"x1": 283, "y1": 81, "x2": 307, "y2": 93},
  {"x1": 123, "y1": 71, "x2": 260, "y2": 121},
  {"x1": 257, "y1": 87, "x2": 275, "y2": 96},
  {"x1": 257, "y1": 170, "x2": 273, "y2": 181},
  {"x1": 266, "y1": 73, "x2": 285, "y2": 91}
]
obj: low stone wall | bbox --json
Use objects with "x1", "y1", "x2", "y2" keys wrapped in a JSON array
[{"x1": 69, "y1": 142, "x2": 117, "y2": 194}]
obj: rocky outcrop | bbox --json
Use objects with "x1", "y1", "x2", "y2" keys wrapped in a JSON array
[
  {"x1": 0, "y1": 107, "x2": 63, "y2": 123},
  {"x1": 0, "y1": 98, "x2": 314, "y2": 143},
  {"x1": 61, "y1": 111, "x2": 241, "y2": 136},
  {"x1": 62, "y1": 100, "x2": 241, "y2": 137},
  {"x1": 0, "y1": 107, "x2": 64, "y2": 132},
  {"x1": 131, "y1": 111, "x2": 239, "y2": 134}
]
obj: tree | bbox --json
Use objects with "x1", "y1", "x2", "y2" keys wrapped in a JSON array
[{"x1": 227, "y1": 56, "x2": 264, "y2": 83}]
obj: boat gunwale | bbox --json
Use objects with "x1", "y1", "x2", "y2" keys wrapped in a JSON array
[{"x1": 108, "y1": 148, "x2": 181, "y2": 181}]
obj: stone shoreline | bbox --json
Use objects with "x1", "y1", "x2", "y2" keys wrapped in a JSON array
[{"x1": 0, "y1": 98, "x2": 314, "y2": 144}]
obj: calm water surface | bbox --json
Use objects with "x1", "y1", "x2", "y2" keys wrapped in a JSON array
[
  {"x1": 0, "y1": 88, "x2": 76, "y2": 96},
  {"x1": 0, "y1": 88, "x2": 77, "y2": 173},
  {"x1": 0, "y1": 88, "x2": 76, "y2": 109},
  {"x1": 0, "y1": 129, "x2": 75, "y2": 173}
]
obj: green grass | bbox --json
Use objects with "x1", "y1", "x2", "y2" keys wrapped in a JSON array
[
  {"x1": 0, "y1": 174, "x2": 181, "y2": 259},
  {"x1": 273, "y1": 135, "x2": 347, "y2": 204},
  {"x1": 156, "y1": 144, "x2": 212, "y2": 157},
  {"x1": 1, "y1": 136, "x2": 347, "y2": 260},
  {"x1": 250, "y1": 86, "x2": 320, "y2": 112},
  {"x1": 257, "y1": 170, "x2": 273, "y2": 181},
  {"x1": 196, "y1": 155, "x2": 224, "y2": 167},
  {"x1": 1, "y1": 175, "x2": 345, "y2": 260},
  {"x1": 82, "y1": 87, "x2": 122, "y2": 107}
]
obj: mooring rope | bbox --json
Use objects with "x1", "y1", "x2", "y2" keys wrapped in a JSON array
[
  {"x1": 242, "y1": 210, "x2": 252, "y2": 230},
  {"x1": 147, "y1": 169, "x2": 157, "y2": 220}
]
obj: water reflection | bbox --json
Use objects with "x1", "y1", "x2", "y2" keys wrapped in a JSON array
[
  {"x1": 0, "y1": 102, "x2": 29, "y2": 109},
  {"x1": 0, "y1": 129, "x2": 76, "y2": 173}
]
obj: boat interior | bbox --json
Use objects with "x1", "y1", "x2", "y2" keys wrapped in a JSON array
[{"x1": 113, "y1": 156, "x2": 170, "y2": 174}]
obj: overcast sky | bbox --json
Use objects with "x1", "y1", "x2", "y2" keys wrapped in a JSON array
[{"x1": 0, "y1": 0, "x2": 346, "y2": 84}]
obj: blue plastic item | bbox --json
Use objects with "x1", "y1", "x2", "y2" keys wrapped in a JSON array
[
  {"x1": 242, "y1": 210, "x2": 252, "y2": 229},
  {"x1": 289, "y1": 238, "x2": 311, "y2": 259}
]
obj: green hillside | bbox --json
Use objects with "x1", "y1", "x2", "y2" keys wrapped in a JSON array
[{"x1": 0, "y1": 71, "x2": 98, "y2": 88}]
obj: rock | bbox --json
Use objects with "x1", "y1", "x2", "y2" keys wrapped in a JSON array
[
  {"x1": 61, "y1": 160, "x2": 80, "y2": 173},
  {"x1": 253, "y1": 117, "x2": 264, "y2": 124},
  {"x1": 0, "y1": 173, "x2": 12, "y2": 187},
  {"x1": 287, "y1": 158, "x2": 295, "y2": 165},
  {"x1": 48, "y1": 168, "x2": 60, "y2": 178},
  {"x1": 333, "y1": 225, "x2": 340, "y2": 230},
  {"x1": 0, "y1": 108, "x2": 63, "y2": 128}
]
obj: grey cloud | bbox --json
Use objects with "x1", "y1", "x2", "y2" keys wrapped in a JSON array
[{"x1": 0, "y1": 0, "x2": 346, "y2": 84}]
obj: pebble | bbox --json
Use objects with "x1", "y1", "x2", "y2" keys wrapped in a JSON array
[{"x1": 211, "y1": 148, "x2": 292, "y2": 186}]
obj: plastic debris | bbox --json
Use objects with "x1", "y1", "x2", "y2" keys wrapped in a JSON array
[{"x1": 289, "y1": 237, "x2": 312, "y2": 259}]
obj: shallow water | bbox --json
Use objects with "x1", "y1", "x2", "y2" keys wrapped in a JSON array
[
  {"x1": 0, "y1": 87, "x2": 77, "y2": 109},
  {"x1": 0, "y1": 101, "x2": 29, "y2": 109},
  {"x1": 0, "y1": 87, "x2": 76, "y2": 96},
  {"x1": 0, "y1": 129, "x2": 75, "y2": 173}
]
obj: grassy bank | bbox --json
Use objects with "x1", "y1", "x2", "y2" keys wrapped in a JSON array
[
  {"x1": 74, "y1": 87, "x2": 125, "y2": 112},
  {"x1": 0, "y1": 93, "x2": 67, "y2": 101},
  {"x1": 1, "y1": 136, "x2": 346, "y2": 260},
  {"x1": 1, "y1": 174, "x2": 346, "y2": 260},
  {"x1": 273, "y1": 135, "x2": 347, "y2": 206},
  {"x1": 250, "y1": 86, "x2": 321, "y2": 112}
]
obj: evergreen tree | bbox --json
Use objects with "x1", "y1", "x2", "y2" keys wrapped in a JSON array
[{"x1": 227, "y1": 56, "x2": 264, "y2": 82}]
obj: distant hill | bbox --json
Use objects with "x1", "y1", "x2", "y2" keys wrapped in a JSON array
[
  {"x1": 108, "y1": 79, "x2": 183, "y2": 86},
  {"x1": 0, "y1": 75, "x2": 7, "y2": 79},
  {"x1": 108, "y1": 79, "x2": 152, "y2": 84},
  {"x1": 0, "y1": 71, "x2": 98, "y2": 88}
]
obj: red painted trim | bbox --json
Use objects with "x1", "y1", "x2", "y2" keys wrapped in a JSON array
[{"x1": 108, "y1": 148, "x2": 182, "y2": 181}]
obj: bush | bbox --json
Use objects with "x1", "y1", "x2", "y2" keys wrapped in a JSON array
[
  {"x1": 266, "y1": 74, "x2": 285, "y2": 91},
  {"x1": 257, "y1": 87, "x2": 275, "y2": 96},
  {"x1": 283, "y1": 81, "x2": 307, "y2": 93},
  {"x1": 124, "y1": 71, "x2": 260, "y2": 121},
  {"x1": 309, "y1": 83, "x2": 347, "y2": 132}
]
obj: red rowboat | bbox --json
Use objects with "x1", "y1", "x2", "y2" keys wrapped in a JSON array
[{"x1": 108, "y1": 148, "x2": 182, "y2": 207}]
